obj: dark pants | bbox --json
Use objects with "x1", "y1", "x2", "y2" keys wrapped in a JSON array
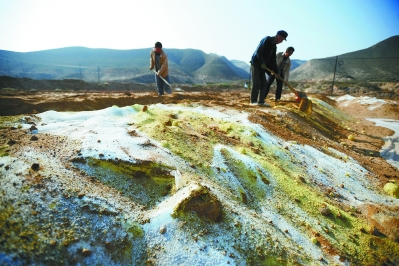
[
  {"x1": 265, "y1": 72, "x2": 284, "y2": 100},
  {"x1": 155, "y1": 75, "x2": 172, "y2": 95},
  {"x1": 250, "y1": 65, "x2": 267, "y2": 104}
]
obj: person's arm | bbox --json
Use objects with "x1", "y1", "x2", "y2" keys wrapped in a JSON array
[
  {"x1": 284, "y1": 58, "x2": 291, "y2": 82},
  {"x1": 285, "y1": 59, "x2": 291, "y2": 81},
  {"x1": 149, "y1": 50, "x2": 155, "y2": 70}
]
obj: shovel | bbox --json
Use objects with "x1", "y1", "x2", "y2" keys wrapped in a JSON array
[
  {"x1": 265, "y1": 67, "x2": 312, "y2": 113},
  {"x1": 152, "y1": 69, "x2": 172, "y2": 87}
]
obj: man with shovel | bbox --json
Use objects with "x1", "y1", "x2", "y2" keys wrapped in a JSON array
[
  {"x1": 150, "y1": 41, "x2": 172, "y2": 95},
  {"x1": 265, "y1": 46, "x2": 295, "y2": 102},
  {"x1": 250, "y1": 30, "x2": 288, "y2": 106}
]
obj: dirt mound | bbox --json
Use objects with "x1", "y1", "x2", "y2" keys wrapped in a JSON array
[{"x1": 1, "y1": 85, "x2": 399, "y2": 265}]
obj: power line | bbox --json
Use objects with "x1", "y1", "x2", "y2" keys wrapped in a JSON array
[{"x1": 315, "y1": 56, "x2": 399, "y2": 60}]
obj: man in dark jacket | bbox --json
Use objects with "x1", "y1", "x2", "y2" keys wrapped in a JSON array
[{"x1": 250, "y1": 30, "x2": 288, "y2": 106}]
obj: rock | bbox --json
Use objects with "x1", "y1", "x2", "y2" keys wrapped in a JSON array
[
  {"x1": 311, "y1": 237, "x2": 318, "y2": 244},
  {"x1": 7, "y1": 140, "x2": 17, "y2": 145},
  {"x1": 185, "y1": 194, "x2": 221, "y2": 221},
  {"x1": 348, "y1": 135, "x2": 355, "y2": 141},
  {"x1": 142, "y1": 105, "x2": 148, "y2": 112},
  {"x1": 298, "y1": 176, "x2": 306, "y2": 183},
  {"x1": 105, "y1": 242, "x2": 112, "y2": 250},
  {"x1": 82, "y1": 248, "x2": 92, "y2": 257},
  {"x1": 173, "y1": 185, "x2": 222, "y2": 222},
  {"x1": 29, "y1": 125, "x2": 38, "y2": 133},
  {"x1": 319, "y1": 206, "x2": 331, "y2": 216},
  {"x1": 159, "y1": 226, "x2": 166, "y2": 234},
  {"x1": 261, "y1": 177, "x2": 270, "y2": 185},
  {"x1": 31, "y1": 135, "x2": 38, "y2": 141},
  {"x1": 31, "y1": 163, "x2": 40, "y2": 171},
  {"x1": 383, "y1": 180, "x2": 399, "y2": 198}
]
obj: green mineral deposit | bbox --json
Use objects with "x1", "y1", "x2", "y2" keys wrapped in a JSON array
[{"x1": 383, "y1": 181, "x2": 399, "y2": 198}]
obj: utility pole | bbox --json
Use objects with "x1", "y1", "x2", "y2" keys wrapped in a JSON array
[
  {"x1": 7, "y1": 59, "x2": 10, "y2": 75},
  {"x1": 331, "y1": 56, "x2": 338, "y2": 96}
]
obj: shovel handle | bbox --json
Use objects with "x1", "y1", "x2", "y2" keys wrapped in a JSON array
[
  {"x1": 265, "y1": 67, "x2": 299, "y2": 97},
  {"x1": 152, "y1": 69, "x2": 171, "y2": 87}
]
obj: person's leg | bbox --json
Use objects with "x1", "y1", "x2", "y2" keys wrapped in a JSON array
[
  {"x1": 263, "y1": 74, "x2": 275, "y2": 102},
  {"x1": 155, "y1": 75, "x2": 164, "y2": 95},
  {"x1": 250, "y1": 65, "x2": 260, "y2": 103},
  {"x1": 163, "y1": 75, "x2": 172, "y2": 94},
  {"x1": 258, "y1": 71, "x2": 268, "y2": 103},
  {"x1": 275, "y1": 79, "x2": 283, "y2": 100}
]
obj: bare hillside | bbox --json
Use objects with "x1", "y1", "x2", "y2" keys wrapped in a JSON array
[{"x1": 291, "y1": 35, "x2": 399, "y2": 82}]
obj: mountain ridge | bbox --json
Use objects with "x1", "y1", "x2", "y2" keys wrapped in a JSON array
[
  {"x1": 290, "y1": 35, "x2": 399, "y2": 82},
  {"x1": 1, "y1": 35, "x2": 397, "y2": 84},
  {"x1": 0, "y1": 47, "x2": 250, "y2": 84}
]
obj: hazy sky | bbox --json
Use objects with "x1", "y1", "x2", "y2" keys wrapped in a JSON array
[{"x1": 1, "y1": 0, "x2": 398, "y2": 62}]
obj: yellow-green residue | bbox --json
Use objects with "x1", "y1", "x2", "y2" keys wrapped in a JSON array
[
  {"x1": 220, "y1": 148, "x2": 268, "y2": 203},
  {"x1": 123, "y1": 219, "x2": 144, "y2": 238},
  {"x1": 127, "y1": 103, "x2": 399, "y2": 264},
  {"x1": 74, "y1": 158, "x2": 175, "y2": 208},
  {"x1": 0, "y1": 144, "x2": 9, "y2": 157},
  {"x1": 131, "y1": 106, "x2": 253, "y2": 170},
  {"x1": 49, "y1": 201, "x2": 57, "y2": 209},
  {"x1": 0, "y1": 204, "x2": 76, "y2": 262},
  {"x1": 0, "y1": 115, "x2": 26, "y2": 125}
]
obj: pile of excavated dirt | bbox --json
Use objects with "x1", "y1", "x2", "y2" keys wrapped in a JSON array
[{"x1": 1, "y1": 86, "x2": 399, "y2": 265}]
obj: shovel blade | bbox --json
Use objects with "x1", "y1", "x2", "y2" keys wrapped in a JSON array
[{"x1": 298, "y1": 98, "x2": 312, "y2": 113}]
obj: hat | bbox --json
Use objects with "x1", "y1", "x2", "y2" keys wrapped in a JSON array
[
  {"x1": 277, "y1": 30, "x2": 288, "y2": 41},
  {"x1": 155, "y1": 42, "x2": 162, "y2": 48}
]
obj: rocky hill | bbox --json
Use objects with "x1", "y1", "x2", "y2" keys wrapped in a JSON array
[{"x1": 290, "y1": 35, "x2": 399, "y2": 82}]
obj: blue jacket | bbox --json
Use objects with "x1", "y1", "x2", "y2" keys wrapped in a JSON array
[{"x1": 250, "y1": 36, "x2": 278, "y2": 73}]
